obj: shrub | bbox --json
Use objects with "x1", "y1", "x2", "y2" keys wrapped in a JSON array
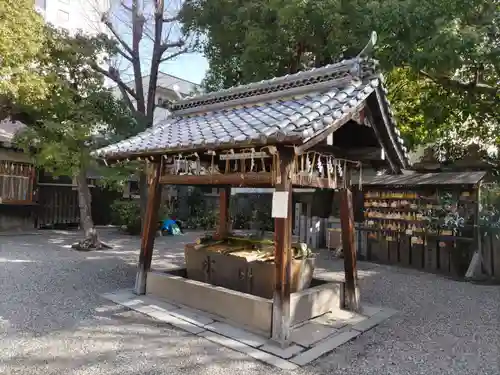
[
  {"x1": 182, "y1": 187, "x2": 219, "y2": 230},
  {"x1": 110, "y1": 199, "x2": 172, "y2": 235},
  {"x1": 230, "y1": 194, "x2": 273, "y2": 232},
  {"x1": 185, "y1": 209, "x2": 218, "y2": 230},
  {"x1": 111, "y1": 200, "x2": 142, "y2": 235}
]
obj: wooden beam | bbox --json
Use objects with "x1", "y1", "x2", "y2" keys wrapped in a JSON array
[
  {"x1": 0, "y1": 200, "x2": 38, "y2": 206},
  {"x1": 339, "y1": 167, "x2": 360, "y2": 312},
  {"x1": 159, "y1": 172, "x2": 273, "y2": 186},
  {"x1": 309, "y1": 144, "x2": 385, "y2": 161},
  {"x1": 216, "y1": 187, "x2": 231, "y2": 238},
  {"x1": 159, "y1": 169, "x2": 349, "y2": 189},
  {"x1": 135, "y1": 161, "x2": 162, "y2": 295},
  {"x1": 291, "y1": 174, "x2": 340, "y2": 189},
  {"x1": 272, "y1": 148, "x2": 294, "y2": 347}
]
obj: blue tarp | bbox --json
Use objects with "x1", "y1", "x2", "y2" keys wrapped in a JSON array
[{"x1": 161, "y1": 219, "x2": 182, "y2": 235}]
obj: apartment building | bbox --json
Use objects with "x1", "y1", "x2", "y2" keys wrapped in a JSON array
[{"x1": 34, "y1": 0, "x2": 110, "y2": 35}]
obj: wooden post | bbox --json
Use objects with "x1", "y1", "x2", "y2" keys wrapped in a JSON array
[
  {"x1": 217, "y1": 186, "x2": 231, "y2": 238},
  {"x1": 272, "y1": 148, "x2": 293, "y2": 347},
  {"x1": 135, "y1": 160, "x2": 162, "y2": 295},
  {"x1": 340, "y1": 168, "x2": 360, "y2": 312},
  {"x1": 29, "y1": 166, "x2": 36, "y2": 202},
  {"x1": 466, "y1": 183, "x2": 483, "y2": 279}
]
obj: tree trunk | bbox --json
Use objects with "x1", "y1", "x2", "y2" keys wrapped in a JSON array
[{"x1": 72, "y1": 167, "x2": 111, "y2": 251}]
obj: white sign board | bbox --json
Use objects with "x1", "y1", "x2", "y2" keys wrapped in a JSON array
[{"x1": 271, "y1": 191, "x2": 289, "y2": 218}]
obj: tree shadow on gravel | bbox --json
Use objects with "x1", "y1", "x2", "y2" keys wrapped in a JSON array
[
  {"x1": 0, "y1": 230, "x2": 201, "y2": 336},
  {"x1": 1, "y1": 302, "x2": 290, "y2": 375},
  {"x1": 1, "y1": 229, "x2": 282, "y2": 374}
]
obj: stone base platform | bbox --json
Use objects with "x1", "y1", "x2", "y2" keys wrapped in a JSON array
[
  {"x1": 101, "y1": 289, "x2": 397, "y2": 369},
  {"x1": 146, "y1": 267, "x2": 344, "y2": 337}
]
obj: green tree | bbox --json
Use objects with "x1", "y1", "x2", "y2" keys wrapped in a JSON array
[
  {"x1": 0, "y1": 0, "x2": 49, "y2": 116},
  {"x1": 180, "y1": 0, "x2": 500, "y2": 153},
  {"x1": 16, "y1": 25, "x2": 137, "y2": 250}
]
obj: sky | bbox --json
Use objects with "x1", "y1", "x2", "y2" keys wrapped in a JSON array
[{"x1": 159, "y1": 52, "x2": 209, "y2": 85}]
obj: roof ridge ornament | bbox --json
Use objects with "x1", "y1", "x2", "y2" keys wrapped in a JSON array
[
  {"x1": 356, "y1": 31, "x2": 378, "y2": 59},
  {"x1": 348, "y1": 31, "x2": 377, "y2": 84}
]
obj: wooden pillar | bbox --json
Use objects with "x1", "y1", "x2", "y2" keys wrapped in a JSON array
[
  {"x1": 466, "y1": 183, "x2": 483, "y2": 278},
  {"x1": 340, "y1": 168, "x2": 360, "y2": 312},
  {"x1": 135, "y1": 160, "x2": 162, "y2": 295},
  {"x1": 272, "y1": 148, "x2": 294, "y2": 346},
  {"x1": 216, "y1": 186, "x2": 231, "y2": 238}
]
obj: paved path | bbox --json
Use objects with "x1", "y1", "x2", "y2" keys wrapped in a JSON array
[{"x1": 0, "y1": 229, "x2": 499, "y2": 375}]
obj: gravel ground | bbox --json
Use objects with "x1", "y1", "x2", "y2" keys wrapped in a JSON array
[{"x1": 0, "y1": 229, "x2": 499, "y2": 375}]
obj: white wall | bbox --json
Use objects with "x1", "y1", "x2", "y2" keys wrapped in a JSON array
[
  {"x1": 35, "y1": 0, "x2": 113, "y2": 86},
  {"x1": 110, "y1": 76, "x2": 199, "y2": 127},
  {"x1": 36, "y1": 0, "x2": 110, "y2": 36}
]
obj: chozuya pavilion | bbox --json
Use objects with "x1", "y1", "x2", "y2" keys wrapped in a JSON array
[{"x1": 94, "y1": 32, "x2": 408, "y2": 348}]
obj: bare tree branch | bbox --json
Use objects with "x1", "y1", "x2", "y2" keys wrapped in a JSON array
[
  {"x1": 146, "y1": 0, "x2": 166, "y2": 122},
  {"x1": 159, "y1": 47, "x2": 188, "y2": 63},
  {"x1": 120, "y1": 0, "x2": 132, "y2": 12},
  {"x1": 101, "y1": 12, "x2": 135, "y2": 59},
  {"x1": 91, "y1": 63, "x2": 139, "y2": 101},
  {"x1": 159, "y1": 39, "x2": 185, "y2": 54},
  {"x1": 115, "y1": 78, "x2": 136, "y2": 111},
  {"x1": 114, "y1": 47, "x2": 133, "y2": 62},
  {"x1": 131, "y1": 0, "x2": 146, "y2": 115},
  {"x1": 97, "y1": 0, "x2": 189, "y2": 126},
  {"x1": 163, "y1": 15, "x2": 180, "y2": 23}
]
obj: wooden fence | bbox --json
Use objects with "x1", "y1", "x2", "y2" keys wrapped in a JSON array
[
  {"x1": 355, "y1": 227, "x2": 500, "y2": 281},
  {"x1": 479, "y1": 229, "x2": 500, "y2": 280},
  {"x1": 36, "y1": 184, "x2": 79, "y2": 228}
]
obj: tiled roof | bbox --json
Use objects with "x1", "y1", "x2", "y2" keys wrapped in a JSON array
[
  {"x1": 0, "y1": 118, "x2": 26, "y2": 145},
  {"x1": 168, "y1": 58, "x2": 373, "y2": 112},
  {"x1": 94, "y1": 57, "x2": 409, "y2": 168}
]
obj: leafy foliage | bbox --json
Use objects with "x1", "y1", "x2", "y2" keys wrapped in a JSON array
[
  {"x1": 0, "y1": 0, "x2": 49, "y2": 111},
  {"x1": 11, "y1": 25, "x2": 137, "y2": 247},
  {"x1": 15, "y1": 26, "x2": 136, "y2": 178},
  {"x1": 180, "y1": 0, "x2": 500, "y2": 153},
  {"x1": 184, "y1": 188, "x2": 218, "y2": 230},
  {"x1": 111, "y1": 198, "x2": 175, "y2": 235},
  {"x1": 230, "y1": 194, "x2": 274, "y2": 232},
  {"x1": 111, "y1": 200, "x2": 143, "y2": 235},
  {"x1": 480, "y1": 183, "x2": 500, "y2": 230}
]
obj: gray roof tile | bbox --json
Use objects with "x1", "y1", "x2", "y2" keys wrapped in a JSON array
[{"x1": 94, "y1": 58, "x2": 408, "y2": 169}]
